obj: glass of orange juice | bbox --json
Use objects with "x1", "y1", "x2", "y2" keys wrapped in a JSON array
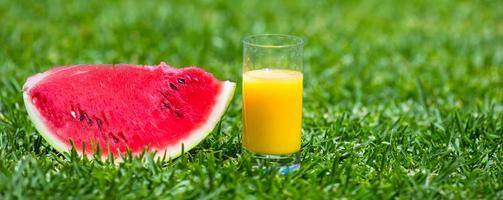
[{"x1": 242, "y1": 34, "x2": 304, "y2": 170}]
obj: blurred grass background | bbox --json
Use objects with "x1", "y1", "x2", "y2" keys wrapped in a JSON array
[{"x1": 0, "y1": 0, "x2": 502, "y2": 199}]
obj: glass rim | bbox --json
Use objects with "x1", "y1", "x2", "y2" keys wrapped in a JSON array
[{"x1": 243, "y1": 34, "x2": 304, "y2": 48}]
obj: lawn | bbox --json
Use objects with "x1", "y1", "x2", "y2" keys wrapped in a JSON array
[{"x1": 1, "y1": 0, "x2": 502, "y2": 199}]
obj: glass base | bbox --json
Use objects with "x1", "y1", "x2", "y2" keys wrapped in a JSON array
[{"x1": 242, "y1": 148, "x2": 300, "y2": 174}]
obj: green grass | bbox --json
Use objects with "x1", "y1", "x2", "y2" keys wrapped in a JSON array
[{"x1": 1, "y1": 0, "x2": 502, "y2": 199}]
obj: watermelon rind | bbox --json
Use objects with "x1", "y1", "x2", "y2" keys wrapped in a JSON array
[
  {"x1": 23, "y1": 65, "x2": 236, "y2": 160},
  {"x1": 159, "y1": 80, "x2": 235, "y2": 159},
  {"x1": 23, "y1": 67, "x2": 76, "y2": 154}
]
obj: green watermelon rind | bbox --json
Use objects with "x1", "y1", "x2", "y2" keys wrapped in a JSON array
[{"x1": 23, "y1": 65, "x2": 236, "y2": 160}]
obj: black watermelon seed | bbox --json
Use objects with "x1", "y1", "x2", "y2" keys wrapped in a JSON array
[
  {"x1": 95, "y1": 118, "x2": 103, "y2": 129},
  {"x1": 177, "y1": 78, "x2": 185, "y2": 84},
  {"x1": 111, "y1": 134, "x2": 119, "y2": 144},
  {"x1": 161, "y1": 101, "x2": 171, "y2": 110},
  {"x1": 79, "y1": 112, "x2": 86, "y2": 121},
  {"x1": 169, "y1": 83, "x2": 177, "y2": 90}
]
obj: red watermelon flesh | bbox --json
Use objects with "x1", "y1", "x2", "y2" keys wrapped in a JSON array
[{"x1": 23, "y1": 62, "x2": 235, "y2": 159}]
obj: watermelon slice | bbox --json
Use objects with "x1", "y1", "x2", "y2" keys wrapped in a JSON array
[{"x1": 23, "y1": 62, "x2": 235, "y2": 159}]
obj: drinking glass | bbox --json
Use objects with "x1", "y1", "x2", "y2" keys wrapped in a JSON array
[{"x1": 242, "y1": 34, "x2": 304, "y2": 170}]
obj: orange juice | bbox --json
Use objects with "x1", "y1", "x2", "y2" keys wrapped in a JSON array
[{"x1": 242, "y1": 68, "x2": 303, "y2": 155}]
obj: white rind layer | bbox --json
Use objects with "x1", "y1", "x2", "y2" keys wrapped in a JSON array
[
  {"x1": 156, "y1": 81, "x2": 235, "y2": 159},
  {"x1": 23, "y1": 68, "x2": 73, "y2": 153},
  {"x1": 23, "y1": 65, "x2": 235, "y2": 160}
]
